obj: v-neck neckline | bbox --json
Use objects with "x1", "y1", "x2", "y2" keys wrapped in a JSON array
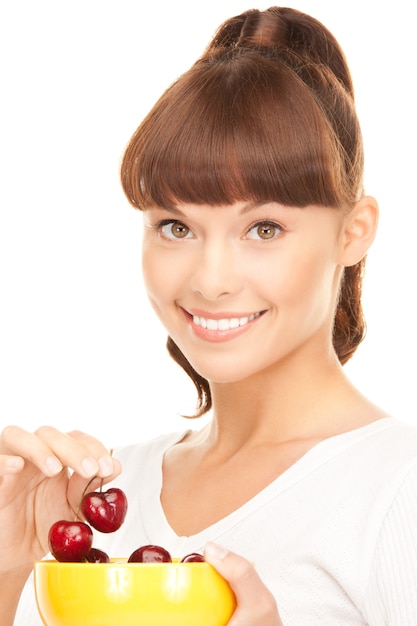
[{"x1": 140, "y1": 417, "x2": 397, "y2": 545}]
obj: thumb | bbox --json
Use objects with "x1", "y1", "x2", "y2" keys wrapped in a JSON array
[{"x1": 204, "y1": 542, "x2": 282, "y2": 626}]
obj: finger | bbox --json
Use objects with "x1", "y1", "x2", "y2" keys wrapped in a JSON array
[
  {"x1": 1, "y1": 425, "x2": 120, "y2": 480},
  {"x1": 38, "y1": 427, "x2": 121, "y2": 479},
  {"x1": 0, "y1": 454, "x2": 25, "y2": 475},
  {"x1": 66, "y1": 429, "x2": 122, "y2": 478},
  {"x1": 204, "y1": 542, "x2": 282, "y2": 626},
  {"x1": 0, "y1": 425, "x2": 62, "y2": 477}
]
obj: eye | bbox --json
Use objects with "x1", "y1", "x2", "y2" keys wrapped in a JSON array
[
  {"x1": 158, "y1": 220, "x2": 192, "y2": 239},
  {"x1": 246, "y1": 221, "x2": 282, "y2": 240}
]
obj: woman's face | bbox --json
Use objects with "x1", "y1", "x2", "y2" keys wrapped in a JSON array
[{"x1": 142, "y1": 201, "x2": 346, "y2": 383}]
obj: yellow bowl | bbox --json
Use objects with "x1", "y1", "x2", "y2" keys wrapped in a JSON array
[{"x1": 34, "y1": 559, "x2": 236, "y2": 626}]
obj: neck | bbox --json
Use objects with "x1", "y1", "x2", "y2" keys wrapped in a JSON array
[{"x1": 205, "y1": 351, "x2": 381, "y2": 450}]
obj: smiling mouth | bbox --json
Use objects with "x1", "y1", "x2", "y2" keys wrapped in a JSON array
[{"x1": 192, "y1": 311, "x2": 262, "y2": 331}]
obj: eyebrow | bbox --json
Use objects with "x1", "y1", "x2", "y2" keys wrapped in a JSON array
[{"x1": 240, "y1": 201, "x2": 268, "y2": 214}]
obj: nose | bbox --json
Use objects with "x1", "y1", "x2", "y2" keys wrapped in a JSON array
[{"x1": 189, "y1": 240, "x2": 243, "y2": 301}]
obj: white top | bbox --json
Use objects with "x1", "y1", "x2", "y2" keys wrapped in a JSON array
[{"x1": 16, "y1": 417, "x2": 417, "y2": 625}]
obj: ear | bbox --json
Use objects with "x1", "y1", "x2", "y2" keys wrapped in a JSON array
[{"x1": 338, "y1": 195, "x2": 379, "y2": 267}]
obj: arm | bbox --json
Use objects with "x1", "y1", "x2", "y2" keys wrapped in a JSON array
[
  {"x1": 0, "y1": 425, "x2": 121, "y2": 623},
  {"x1": 204, "y1": 542, "x2": 283, "y2": 626},
  {"x1": 1, "y1": 566, "x2": 33, "y2": 626},
  {"x1": 363, "y1": 464, "x2": 417, "y2": 625}
]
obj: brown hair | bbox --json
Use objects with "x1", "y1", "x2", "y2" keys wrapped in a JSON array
[{"x1": 121, "y1": 7, "x2": 366, "y2": 417}]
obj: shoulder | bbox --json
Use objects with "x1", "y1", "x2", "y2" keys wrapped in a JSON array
[
  {"x1": 348, "y1": 418, "x2": 417, "y2": 498},
  {"x1": 104, "y1": 430, "x2": 191, "y2": 499},
  {"x1": 349, "y1": 418, "x2": 417, "y2": 545},
  {"x1": 112, "y1": 430, "x2": 192, "y2": 466},
  {"x1": 341, "y1": 417, "x2": 417, "y2": 467},
  {"x1": 307, "y1": 418, "x2": 417, "y2": 529},
  {"x1": 318, "y1": 417, "x2": 417, "y2": 484},
  {"x1": 365, "y1": 418, "x2": 417, "y2": 470}
]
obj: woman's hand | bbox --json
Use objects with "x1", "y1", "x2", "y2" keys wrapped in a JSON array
[
  {"x1": 0, "y1": 425, "x2": 121, "y2": 577},
  {"x1": 0, "y1": 453, "x2": 25, "y2": 474},
  {"x1": 204, "y1": 542, "x2": 283, "y2": 626}
]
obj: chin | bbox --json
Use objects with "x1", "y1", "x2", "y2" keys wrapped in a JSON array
[{"x1": 191, "y1": 360, "x2": 261, "y2": 385}]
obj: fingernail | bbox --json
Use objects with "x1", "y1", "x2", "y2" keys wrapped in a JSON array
[
  {"x1": 45, "y1": 456, "x2": 63, "y2": 475},
  {"x1": 204, "y1": 542, "x2": 229, "y2": 561},
  {"x1": 81, "y1": 456, "x2": 99, "y2": 476},
  {"x1": 98, "y1": 455, "x2": 114, "y2": 477}
]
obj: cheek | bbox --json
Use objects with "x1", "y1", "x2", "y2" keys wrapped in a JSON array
[
  {"x1": 141, "y1": 248, "x2": 168, "y2": 306},
  {"x1": 142, "y1": 246, "x2": 187, "y2": 312},
  {"x1": 288, "y1": 249, "x2": 340, "y2": 317},
  {"x1": 254, "y1": 246, "x2": 338, "y2": 310}
]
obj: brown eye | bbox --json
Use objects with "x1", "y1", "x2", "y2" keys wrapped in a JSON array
[
  {"x1": 247, "y1": 221, "x2": 281, "y2": 240},
  {"x1": 257, "y1": 224, "x2": 275, "y2": 239},
  {"x1": 160, "y1": 220, "x2": 191, "y2": 239},
  {"x1": 171, "y1": 222, "x2": 190, "y2": 238}
]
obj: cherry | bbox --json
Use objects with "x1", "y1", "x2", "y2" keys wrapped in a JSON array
[
  {"x1": 48, "y1": 520, "x2": 93, "y2": 562},
  {"x1": 85, "y1": 547, "x2": 110, "y2": 563},
  {"x1": 128, "y1": 544, "x2": 172, "y2": 563},
  {"x1": 81, "y1": 487, "x2": 128, "y2": 533},
  {"x1": 180, "y1": 552, "x2": 205, "y2": 562}
]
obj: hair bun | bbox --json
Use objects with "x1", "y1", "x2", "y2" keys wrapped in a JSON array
[{"x1": 206, "y1": 6, "x2": 353, "y2": 97}]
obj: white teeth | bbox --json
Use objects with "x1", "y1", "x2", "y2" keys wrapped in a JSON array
[
  {"x1": 199, "y1": 317, "x2": 207, "y2": 329},
  {"x1": 193, "y1": 312, "x2": 260, "y2": 330}
]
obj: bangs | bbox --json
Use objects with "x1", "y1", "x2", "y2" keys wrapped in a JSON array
[{"x1": 121, "y1": 49, "x2": 359, "y2": 210}]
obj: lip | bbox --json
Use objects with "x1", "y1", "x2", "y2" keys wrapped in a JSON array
[
  {"x1": 186, "y1": 308, "x2": 262, "y2": 320},
  {"x1": 181, "y1": 308, "x2": 265, "y2": 343}
]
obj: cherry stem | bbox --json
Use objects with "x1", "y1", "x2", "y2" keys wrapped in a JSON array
[
  {"x1": 73, "y1": 448, "x2": 114, "y2": 520},
  {"x1": 99, "y1": 449, "x2": 114, "y2": 494},
  {"x1": 74, "y1": 475, "x2": 98, "y2": 521}
]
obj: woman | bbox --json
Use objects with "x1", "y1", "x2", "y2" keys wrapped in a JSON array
[{"x1": 3, "y1": 7, "x2": 417, "y2": 625}]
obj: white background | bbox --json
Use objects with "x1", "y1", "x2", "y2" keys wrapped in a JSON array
[{"x1": 0, "y1": 1, "x2": 415, "y2": 449}]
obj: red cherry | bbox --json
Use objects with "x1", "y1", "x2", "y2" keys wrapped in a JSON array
[
  {"x1": 85, "y1": 547, "x2": 110, "y2": 563},
  {"x1": 180, "y1": 552, "x2": 205, "y2": 562},
  {"x1": 48, "y1": 520, "x2": 93, "y2": 562},
  {"x1": 81, "y1": 487, "x2": 128, "y2": 533},
  {"x1": 128, "y1": 544, "x2": 172, "y2": 563}
]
